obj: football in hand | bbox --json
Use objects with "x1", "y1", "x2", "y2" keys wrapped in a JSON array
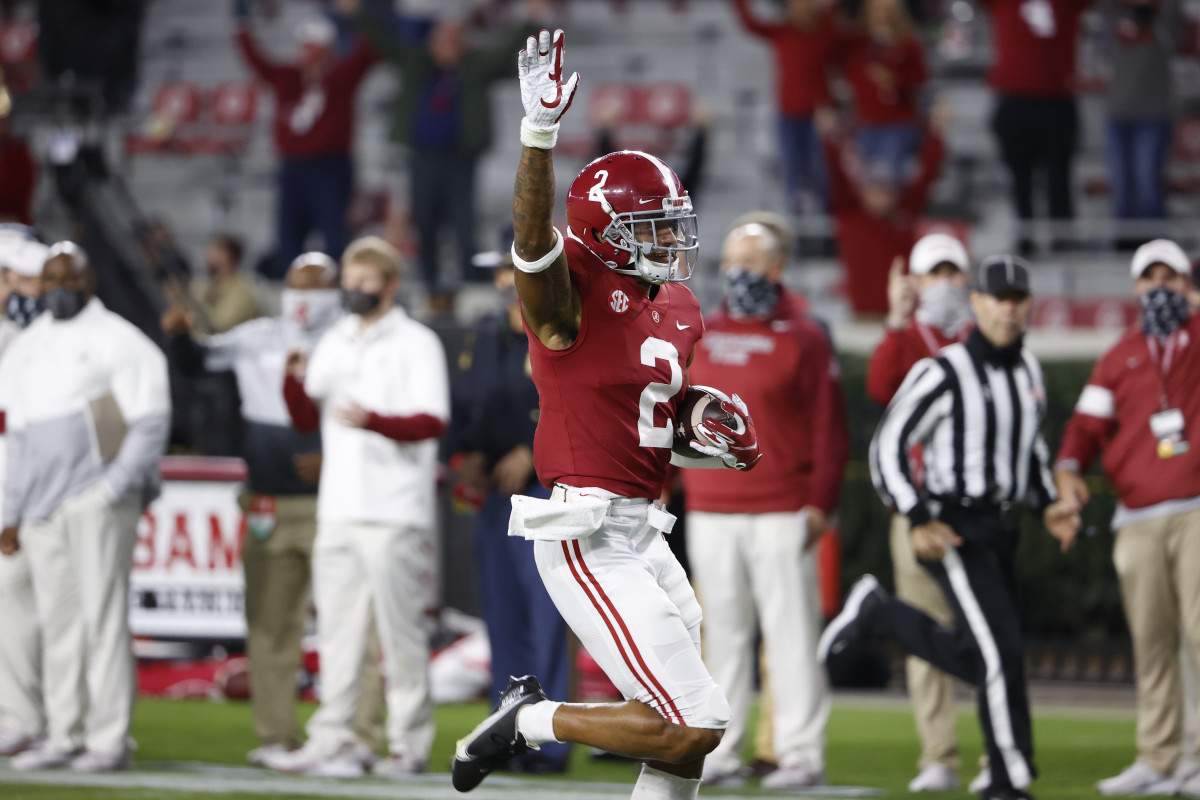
[{"x1": 672, "y1": 386, "x2": 737, "y2": 457}]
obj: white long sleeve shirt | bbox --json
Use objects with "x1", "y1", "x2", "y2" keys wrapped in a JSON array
[
  {"x1": 305, "y1": 307, "x2": 449, "y2": 527},
  {"x1": 0, "y1": 298, "x2": 171, "y2": 526}
]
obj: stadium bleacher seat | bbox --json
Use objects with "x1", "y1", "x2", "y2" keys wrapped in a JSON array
[
  {"x1": 0, "y1": 21, "x2": 37, "y2": 94},
  {"x1": 189, "y1": 81, "x2": 259, "y2": 156},
  {"x1": 125, "y1": 81, "x2": 203, "y2": 155},
  {"x1": 126, "y1": 81, "x2": 260, "y2": 157},
  {"x1": 559, "y1": 82, "x2": 692, "y2": 157}
]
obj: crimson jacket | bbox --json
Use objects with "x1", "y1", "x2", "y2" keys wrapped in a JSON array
[
  {"x1": 731, "y1": 0, "x2": 837, "y2": 116},
  {"x1": 1056, "y1": 315, "x2": 1200, "y2": 512},
  {"x1": 826, "y1": 132, "x2": 944, "y2": 314},
  {"x1": 682, "y1": 291, "x2": 849, "y2": 514},
  {"x1": 235, "y1": 27, "x2": 376, "y2": 160}
]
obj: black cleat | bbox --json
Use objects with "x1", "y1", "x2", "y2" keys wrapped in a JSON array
[
  {"x1": 817, "y1": 574, "x2": 886, "y2": 664},
  {"x1": 452, "y1": 675, "x2": 548, "y2": 792}
]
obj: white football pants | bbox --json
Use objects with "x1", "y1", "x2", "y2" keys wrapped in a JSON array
[
  {"x1": 687, "y1": 510, "x2": 830, "y2": 773},
  {"x1": 530, "y1": 485, "x2": 729, "y2": 730},
  {"x1": 0, "y1": 548, "x2": 43, "y2": 742},
  {"x1": 22, "y1": 485, "x2": 140, "y2": 756},
  {"x1": 306, "y1": 521, "x2": 435, "y2": 760}
]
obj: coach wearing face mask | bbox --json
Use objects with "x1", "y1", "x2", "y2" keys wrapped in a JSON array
[
  {"x1": 161, "y1": 251, "x2": 384, "y2": 769},
  {"x1": 279, "y1": 236, "x2": 448, "y2": 779},
  {"x1": 683, "y1": 215, "x2": 849, "y2": 790},
  {"x1": 1055, "y1": 239, "x2": 1200, "y2": 797},
  {"x1": 0, "y1": 236, "x2": 48, "y2": 348},
  {"x1": 0, "y1": 242, "x2": 170, "y2": 772},
  {"x1": 866, "y1": 232, "x2": 977, "y2": 793},
  {"x1": 0, "y1": 234, "x2": 48, "y2": 758}
]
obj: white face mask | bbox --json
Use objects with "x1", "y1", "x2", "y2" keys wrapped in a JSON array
[
  {"x1": 915, "y1": 280, "x2": 973, "y2": 337},
  {"x1": 281, "y1": 288, "x2": 341, "y2": 334}
]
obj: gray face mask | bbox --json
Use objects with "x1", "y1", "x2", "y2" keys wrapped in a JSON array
[
  {"x1": 341, "y1": 289, "x2": 382, "y2": 316},
  {"x1": 915, "y1": 280, "x2": 973, "y2": 336},
  {"x1": 44, "y1": 287, "x2": 88, "y2": 320}
]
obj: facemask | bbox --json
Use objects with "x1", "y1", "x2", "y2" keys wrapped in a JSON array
[
  {"x1": 5, "y1": 291, "x2": 44, "y2": 328},
  {"x1": 915, "y1": 281, "x2": 973, "y2": 337},
  {"x1": 1140, "y1": 286, "x2": 1191, "y2": 337},
  {"x1": 44, "y1": 287, "x2": 88, "y2": 320},
  {"x1": 281, "y1": 288, "x2": 341, "y2": 334},
  {"x1": 724, "y1": 270, "x2": 780, "y2": 319},
  {"x1": 341, "y1": 289, "x2": 382, "y2": 316}
]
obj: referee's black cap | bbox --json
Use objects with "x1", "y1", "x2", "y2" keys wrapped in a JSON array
[{"x1": 975, "y1": 255, "x2": 1032, "y2": 298}]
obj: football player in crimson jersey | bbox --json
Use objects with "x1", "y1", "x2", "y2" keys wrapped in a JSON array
[{"x1": 452, "y1": 29, "x2": 761, "y2": 800}]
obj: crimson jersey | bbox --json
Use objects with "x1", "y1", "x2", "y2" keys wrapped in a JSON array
[{"x1": 527, "y1": 238, "x2": 705, "y2": 499}]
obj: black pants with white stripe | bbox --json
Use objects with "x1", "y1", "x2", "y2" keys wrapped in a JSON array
[{"x1": 875, "y1": 507, "x2": 1035, "y2": 791}]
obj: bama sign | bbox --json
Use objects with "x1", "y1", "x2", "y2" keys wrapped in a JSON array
[{"x1": 129, "y1": 457, "x2": 249, "y2": 639}]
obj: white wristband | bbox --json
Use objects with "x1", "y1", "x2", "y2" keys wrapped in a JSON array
[
  {"x1": 511, "y1": 227, "x2": 564, "y2": 274},
  {"x1": 521, "y1": 117, "x2": 559, "y2": 149}
]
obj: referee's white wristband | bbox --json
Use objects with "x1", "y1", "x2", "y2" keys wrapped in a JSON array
[
  {"x1": 520, "y1": 117, "x2": 559, "y2": 149},
  {"x1": 511, "y1": 227, "x2": 564, "y2": 274}
]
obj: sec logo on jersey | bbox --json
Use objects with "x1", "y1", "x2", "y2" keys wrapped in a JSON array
[{"x1": 610, "y1": 290, "x2": 629, "y2": 313}]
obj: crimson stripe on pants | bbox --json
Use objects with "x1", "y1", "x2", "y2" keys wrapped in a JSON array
[
  {"x1": 569, "y1": 540, "x2": 687, "y2": 726},
  {"x1": 560, "y1": 540, "x2": 681, "y2": 724}
]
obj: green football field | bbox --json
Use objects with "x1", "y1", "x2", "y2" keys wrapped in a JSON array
[{"x1": 0, "y1": 695, "x2": 1136, "y2": 799}]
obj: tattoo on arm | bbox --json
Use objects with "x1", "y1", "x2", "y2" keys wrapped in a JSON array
[{"x1": 513, "y1": 146, "x2": 578, "y2": 348}]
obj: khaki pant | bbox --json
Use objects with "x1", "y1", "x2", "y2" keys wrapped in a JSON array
[
  {"x1": 242, "y1": 495, "x2": 384, "y2": 751},
  {"x1": 1114, "y1": 507, "x2": 1200, "y2": 775},
  {"x1": 890, "y1": 515, "x2": 960, "y2": 770}
]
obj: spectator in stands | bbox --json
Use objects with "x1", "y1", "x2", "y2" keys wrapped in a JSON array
[
  {"x1": 731, "y1": 0, "x2": 838, "y2": 215},
  {"x1": 684, "y1": 215, "x2": 849, "y2": 791},
  {"x1": 276, "y1": 237, "x2": 448, "y2": 779},
  {"x1": 0, "y1": 88, "x2": 35, "y2": 226},
  {"x1": 985, "y1": 0, "x2": 1091, "y2": 255},
  {"x1": 819, "y1": 102, "x2": 948, "y2": 317},
  {"x1": 339, "y1": 0, "x2": 549, "y2": 302},
  {"x1": 1055, "y1": 239, "x2": 1200, "y2": 797},
  {"x1": 0, "y1": 234, "x2": 47, "y2": 758},
  {"x1": 1104, "y1": 0, "x2": 1180, "y2": 240},
  {"x1": 0, "y1": 242, "x2": 170, "y2": 773},
  {"x1": 234, "y1": 1, "x2": 376, "y2": 279},
  {"x1": 838, "y1": 0, "x2": 929, "y2": 180},
  {"x1": 866, "y1": 233, "x2": 980, "y2": 793},
  {"x1": 188, "y1": 233, "x2": 262, "y2": 335},
  {"x1": 160, "y1": 252, "x2": 385, "y2": 768},
  {"x1": 446, "y1": 248, "x2": 570, "y2": 775}
]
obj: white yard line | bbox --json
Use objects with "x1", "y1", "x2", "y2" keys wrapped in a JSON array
[{"x1": 0, "y1": 763, "x2": 882, "y2": 799}]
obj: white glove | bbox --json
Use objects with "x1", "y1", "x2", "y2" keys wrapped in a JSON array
[{"x1": 518, "y1": 28, "x2": 580, "y2": 149}]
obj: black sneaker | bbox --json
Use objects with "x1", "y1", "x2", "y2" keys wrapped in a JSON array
[
  {"x1": 982, "y1": 786, "x2": 1034, "y2": 800},
  {"x1": 817, "y1": 574, "x2": 885, "y2": 664},
  {"x1": 452, "y1": 675, "x2": 548, "y2": 792}
]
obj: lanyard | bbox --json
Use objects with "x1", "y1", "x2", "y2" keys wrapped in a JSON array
[
  {"x1": 916, "y1": 322, "x2": 969, "y2": 357},
  {"x1": 1146, "y1": 332, "x2": 1178, "y2": 412}
]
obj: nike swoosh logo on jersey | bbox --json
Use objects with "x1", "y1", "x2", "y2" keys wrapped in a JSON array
[{"x1": 676, "y1": 321, "x2": 690, "y2": 330}]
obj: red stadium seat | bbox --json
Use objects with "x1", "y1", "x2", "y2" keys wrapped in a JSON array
[
  {"x1": 189, "y1": 82, "x2": 259, "y2": 155},
  {"x1": 125, "y1": 82, "x2": 204, "y2": 155},
  {"x1": 559, "y1": 82, "x2": 693, "y2": 157},
  {"x1": 0, "y1": 22, "x2": 38, "y2": 93}
]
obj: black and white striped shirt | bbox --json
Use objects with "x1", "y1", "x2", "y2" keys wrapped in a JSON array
[{"x1": 870, "y1": 329, "x2": 1058, "y2": 526}]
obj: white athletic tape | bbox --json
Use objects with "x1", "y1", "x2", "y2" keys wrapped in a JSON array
[{"x1": 511, "y1": 227, "x2": 564, "y2": 274}]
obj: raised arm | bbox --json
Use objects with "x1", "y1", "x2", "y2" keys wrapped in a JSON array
[{"x1": 512, "y1": 29, "x2": 581, "y2": 352}]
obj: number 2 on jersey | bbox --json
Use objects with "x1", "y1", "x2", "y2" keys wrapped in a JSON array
[{"x1": 638, "y1": 336, "x2": 682, "y2": 448}]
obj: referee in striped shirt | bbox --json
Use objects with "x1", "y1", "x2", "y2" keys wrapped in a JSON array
[{"x1": 818, "y1": 256, "x2": 1080, "y2": 800}]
